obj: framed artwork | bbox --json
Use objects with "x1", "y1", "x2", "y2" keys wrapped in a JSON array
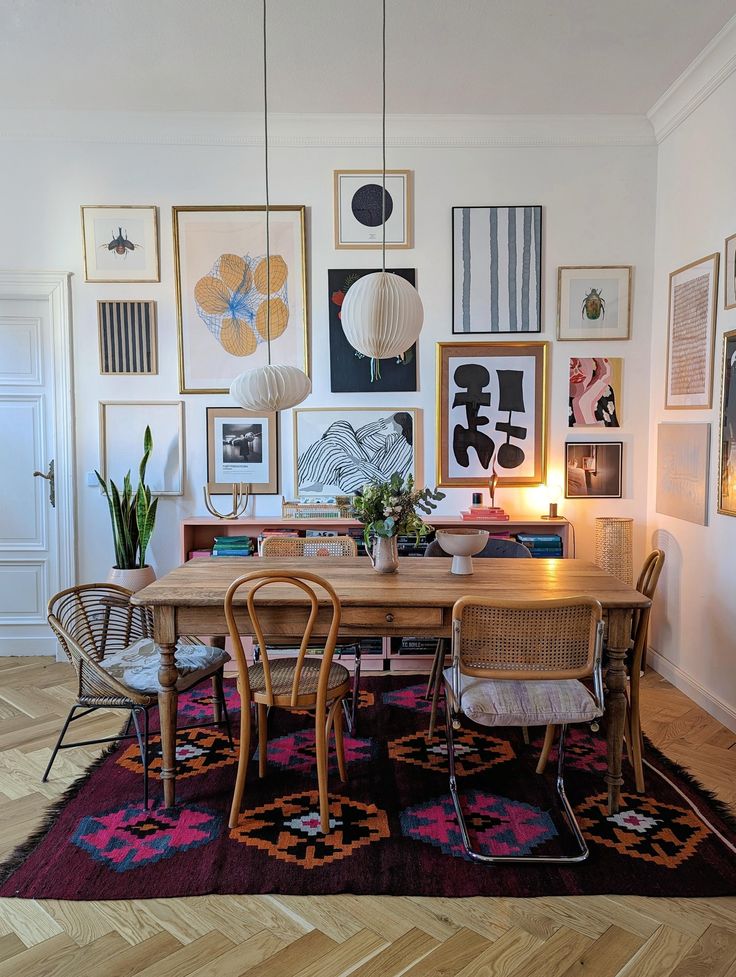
[
  {"x1": 452, "y1": 205, "x2": 542, "y2": 334},
  {"x1": 294, "y1": 407, "x2": 419, "y2": 496},
  {"x1": 334, "y1": 170, "x2": 412, "y2": 249},
  {"x1": 173, "y1": 205, "x2": 308, "y2": 394},
  {"x1": 328, "y1": 268, "x2": 417, "y2": 392},
  {"x1": 206, "y1": 407, "x2": 278, "y2": 495},
  {"x1": 97, "y1": 301, "x2": 157, "y2": 375},
  {"x1": 718, "y1": 329, "x2": 736, "y2": 516},
  {"x1": 568, "y1": 356, "x2": 622, "y2": 427},
  {"x1": 565, "y1": 442, "x2": 623, "y2": 499},
  {"x1": 665, "y1": 253, "x2": 719, "y2": 409},
  {"x1": 557, "y1": 265, "x2": 632, "y2": 340},
  {"x1": 436, "y1": 341, "x2": 548, "y2": 488},
  {"x1": 725, "y1": 233, "x2": 736, "y2": 310},
  {"x1": 98, "y1": 401, "x2": 184, "y2": 496},
  {"x1": 81, "y1": 206, "x2": 159, "y2": 283},
  {"x1": 656, "y1": 423, "x2": 710, "y2": 525}
]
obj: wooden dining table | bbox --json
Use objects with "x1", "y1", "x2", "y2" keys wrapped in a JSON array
[{"x1": 132, "y1": 556, "x2": 650, "y2": 815}]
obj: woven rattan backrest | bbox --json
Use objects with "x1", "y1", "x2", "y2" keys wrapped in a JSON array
[
  {"x1": 452, "y1": 596, "x2": 603, "y2": 681},
  {"x1": 630, "y1": 549, "x2": 665, "y2": 666},
  {"x1": 48, "y1": 584, "x2": 151, "y2": 667},
  {"x1": 224, "y1": 569, "x2": 341, "y2": 708},
  {"x1": 260, "y1": 535, "x2": 357, "y2": 558}
]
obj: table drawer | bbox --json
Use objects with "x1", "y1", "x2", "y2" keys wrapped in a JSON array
[{"x1": 341, "y1": 606, "x2": 443, "y2": 629}]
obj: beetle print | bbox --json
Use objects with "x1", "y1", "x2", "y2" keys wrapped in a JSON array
[
  {"x1": 582, "y1": 287, "x2": 605, "y2": 320},
  {"x1": 101, "y1": 227, "x2": 140, "y2": 257}
]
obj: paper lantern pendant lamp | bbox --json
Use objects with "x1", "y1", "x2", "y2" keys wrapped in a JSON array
[
  {"x1": 230, "y1": 363, "x2": 311, "y2": 412},
  {"x1": 340, "y1": 271, "x2": 424, "y2": 360}
]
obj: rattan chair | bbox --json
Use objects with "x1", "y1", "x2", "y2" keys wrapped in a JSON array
[
  {"x1": 445, "y1": 596, "x2": 604, "y2": 863},
  {"x1": 45, "y1": 583, "x2": 232, "y2": 807},
  {"x1": 225, "y1": 569, "x2": 350, "y2": 831},
  {"x1": 260, "y1": 534, "x2": 362, "y2": 732},
  {"x1": 424, "y1": 536, "x2": 532, "y2": 738}
]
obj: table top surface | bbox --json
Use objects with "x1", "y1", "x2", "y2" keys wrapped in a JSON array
[{"x1": 131, "y1": 557, "x2": 650, "y2": 610}]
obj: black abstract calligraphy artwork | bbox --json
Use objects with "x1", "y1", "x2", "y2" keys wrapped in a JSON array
[
  {"x1": 452, "y1": 365, "x2": 527, "y2": 471},
  {"x1": 494, "y1": 370, "x2": 527, "y2": 469}
]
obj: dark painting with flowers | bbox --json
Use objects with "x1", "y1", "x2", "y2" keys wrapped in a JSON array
[{"x1": 328, "y1": 269, "x2": 417, "y2": 392}]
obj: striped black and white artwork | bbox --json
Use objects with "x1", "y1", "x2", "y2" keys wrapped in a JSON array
[
  {"x1": 453, "y1": 206, "x2": 542, "y2": 334},
  {"x1": 294, "y1": 408, "x2": 416, "y2": 496},
  {"x1": 98, "y1": 300, "x2": 158, "y2": 374}
]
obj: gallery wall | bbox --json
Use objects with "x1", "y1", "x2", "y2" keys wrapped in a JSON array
[{"x1": 0, "y1": 112, "x2": 656, "y2": 584}]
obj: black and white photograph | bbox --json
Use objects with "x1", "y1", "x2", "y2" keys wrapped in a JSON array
[
  {"x1": 221, "y1": 423, "x2": 263, "y2": 465},
  {"x1": 206, "y1": 407, "x2": 278, "y2": 494},
  {"x1": 565, "y1": 441, "x2": 623, "y2": 498}
]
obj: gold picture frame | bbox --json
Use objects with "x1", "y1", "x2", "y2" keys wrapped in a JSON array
[
  {"x1": 334, "y1": 170, "x2": 413, "y2": 249},
  {"x1": 718, "y1": 329, "x2": 736, "y2": 516},
  {"x1": 436, "y1": 341, "x2": 548, "y2": 488},
  {"x1": 81, "y1": 205, "x2": 160, "y2": 283},
  {"x1": 725, "y1": 233, "x2": 736, "y2": 310},
  {"x1": 173, "y1": 205, "x2": 309, "y2": 394},
  {"x1": 206, "y1": 406, "x2": 278, "y2": 495},
  {"x1": 665, "y1": 253, "x2": 719, "y2": 409},
  {"x1": 557, "y1": 265, "x2": 632, "y2": 340}
]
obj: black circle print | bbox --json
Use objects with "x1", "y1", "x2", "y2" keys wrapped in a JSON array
[{"x1": 351, "y1": 184, "x2": 393, "y2": 227}]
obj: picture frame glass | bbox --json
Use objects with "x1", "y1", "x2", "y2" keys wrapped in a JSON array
[
  {"x1": 656, "y1": 423, "x2": 710, "y2": 525},
  {"x1": 82, "y1": 206, "x2": 159, "y2": 283},
  {"x1": 565, "y1": 442, "x2": 622, "y2": 498},
  {"x1": 558, "y1": 266, "x2": 631, "y2": 340},
  {"x1": 725, "y1": 234, "x2": 736, "y2": 310},
  {"x1": 206, "y1": 407, "x2": 278, "y2": 494},
  {"x1": 335, "y1": 171, "x2": 411, "y2": 248},
  {"x1": 665, "y1": 254, "x2": 719, "y2": 409},
  {"x1": 719, "y1": 330, "x2": 736, "y2": 515},
  {"x1": 99, "y1": 402, "x2": 183, "y2": 496}
]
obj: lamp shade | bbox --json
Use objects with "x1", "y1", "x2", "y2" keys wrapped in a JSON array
[
  {"x1": 230, "y1": 364, "x2": 311, "y2": 412},
  {"x1": 594, "y1": 516, "x2": 633, "y2": 585},
  {"x1": 340, "y1": 271, "x2": 423, "y2": 359}
]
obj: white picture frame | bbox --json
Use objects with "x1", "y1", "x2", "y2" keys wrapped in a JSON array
[
  {"x1": 81, "y1": 206, "x2": 160, "y2": 283},
  {"x1": 334, "y1": 170, "x2": 412, "y2": 249},
  {"x1": 656, "y1": 422, "x2": 710, "y2": 525},
  {"x1": 725, "y1": 233, "x2": 736, "y2": 310},
  {"x1": 99, "y1": 401, "x2": 185, "y2": 497}
]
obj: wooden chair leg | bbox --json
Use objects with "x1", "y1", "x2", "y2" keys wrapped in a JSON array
[
  {"x1": 228, "y1": 691, "x2": 251, "y2": 829},
  {"x1": 426, "y1": 639, "x2": 442, "y2": 699},
  {"x1": 211, "y1": 670, "x2": 224, "y2": 724},
  {"x1": 522, "y1": 726, "x2": 530, "y2": 745},
  {"x1": 257, "y1": 703, "x2": 268, "y2": 779},
  {"x1": 316, "y1": 707, "x2": 330, "y2": 833},
  {"x1": 536, "y1": 724, "x2": 557, "y2": 774},
  {"x1": 629, "y1": 672, "x2": 645, "y2": 792},
  {"x1": 334, "y1": 701, "x2": 347, "y2": 782}
]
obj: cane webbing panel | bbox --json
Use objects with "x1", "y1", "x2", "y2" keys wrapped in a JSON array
[
  {"x1": 260, "y1": 536, "x2": 357, "y2": 558},
  {"x1": 247, "y1": 658, "x2": 349, "y2": 699}
]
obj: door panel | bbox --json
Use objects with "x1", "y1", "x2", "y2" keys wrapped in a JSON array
[{"x1": 0, "y1": 397, "x2": 46, "y2": 548}]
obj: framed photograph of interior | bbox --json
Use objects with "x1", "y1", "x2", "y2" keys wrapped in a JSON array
[
  {"x1": 557, "y1": 265, "x2": 632, "y2": 340},
  {"x1": 718, "y1": 329, "x2": 736, "y2": 516},
  {"x1": 334, "y1": 170, "x2": 412, "y2": 249},
  {"x1": 97, "y1": 300, "x2": 157, "y2": 375},
  {"x1": 173, "y1": 205, "x2": 308, "y2": 394},
  {"x1": 725, "y1": 233, "x2": 736, "y2": 310},
  {"x1": 294, "y1": 407, "x2": 419, "y2": 496},
  {"x1": 81, "y1": 206, "x2": 159, "y2": 283},
  {"x1": 452, "y1": 206, "x2": 542, "y2": 334},
  {"x1": 656, "y1": 423, "x2": 710, "y2": 525},
  {"x1": 98, "y1": 401, "x2": 184, "y2": 496},
  {"x1": 665, "y1": 252, "x2": 719, "y2": 409},
  {"x1": 565, "y1": 442, "x2": 623, "y2": 499},
  {"x1": 206, "y1": 407, "x2": 278, "y2": 495},
  {"x1": 436, "y1": 341, "x2": 547, "y2": 488}
]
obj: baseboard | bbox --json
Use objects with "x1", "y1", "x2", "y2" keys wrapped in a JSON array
[
  {"x1": 647, "y1": 648, "x2": 736, "y2": 733},
  {"x1": 0, "y1": 637, "x2": 58, "y2": 657}
]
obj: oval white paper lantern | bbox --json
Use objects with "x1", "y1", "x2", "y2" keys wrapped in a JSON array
[
  {"x1": 340, "y1": 271, "x2": 423, "y2": 360},
  {"x1": 230, "y1": 364, "x2": 311, "y2": 412}
]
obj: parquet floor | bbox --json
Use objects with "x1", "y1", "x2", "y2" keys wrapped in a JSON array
[{"x1": 0, "y1": 657, "x2": 735, "y2": 977}]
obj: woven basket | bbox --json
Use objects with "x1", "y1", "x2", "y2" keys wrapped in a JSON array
[
  {"x1": 281, "y1": 498, "x2": 353, "y2": 520},
  {"x1": 594, "y1": 516, "x2": 633, "y2": 585}
]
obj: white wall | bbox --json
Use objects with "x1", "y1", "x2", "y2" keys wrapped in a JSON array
[
  {"x1": 0, "y1": 113, "x2": 656, "y2": 584},
  {"x1": 646, "y1": 68, "x2": 736, "y2": 729}
]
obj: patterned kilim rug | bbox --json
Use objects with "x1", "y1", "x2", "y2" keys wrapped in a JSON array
[{"x1": 1, "y1": 676, "x2": 735, "y2": 899}]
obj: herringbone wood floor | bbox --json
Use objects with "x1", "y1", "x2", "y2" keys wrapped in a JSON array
[{"x1": 0, "y1": 658, "x2": 735, "y2": 977}]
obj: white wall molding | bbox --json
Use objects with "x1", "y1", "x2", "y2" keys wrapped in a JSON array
[
  {"x1": 648, "y1": 648, "x2": 736, "y2": 733},
  {"x1": 648, "y1": 14, "x2": 736, "y2": 143},
  {"x1": 0, "y1": 109, "x2": 655, "y2": 149}
]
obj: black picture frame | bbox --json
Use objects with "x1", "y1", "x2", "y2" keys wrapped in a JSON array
[{"x1": 565, "y1": 441, "x2": 623, "y2": 499}]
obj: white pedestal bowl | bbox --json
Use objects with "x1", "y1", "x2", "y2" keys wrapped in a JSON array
[{"x1": 435, "y1": 529, "x2": 490, "y2": 575}]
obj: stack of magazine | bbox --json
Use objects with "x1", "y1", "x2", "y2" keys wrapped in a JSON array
[{"x1": 212, "y1": 535, "x2": 254, "y2": 557}]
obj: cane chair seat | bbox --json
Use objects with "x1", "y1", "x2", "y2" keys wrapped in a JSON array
[
  {"x1": 247, "y1": 657, "x2": 350, "y2": 704},
  {"x1": 100, "y1": 636, "x2": 229, "y2": 695}
]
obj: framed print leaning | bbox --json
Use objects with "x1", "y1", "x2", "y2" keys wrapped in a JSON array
[
  {"x1": 334, "y1": 170, "x2": 412, "y2": 249},
  {"x1": 206, "y1": 407, "x2": 278, "y2": 495},
  {"x1": 81, "y1": 206, "x2": 159, "y2": 283},
  {"x1": 173, "y1": 205, "x2": 308, "y2": 394},
  {"x1": 557, "y1": 265, "x2": 632, "y2": 340},
  {"x1": 665, "y1": 253, "x2": 719, "y2": 409},
  {"x1": 452, "y1": 205, "x2": 541, "y2": 334},
  {"x1": 718, "y1": 330, "x2": 736, "y2": 516},
  {"x1": 437, "y1": 341, "x2": 547, "y2": 488},
  {"x1": 725, "y1": 233, "x2": 736, "y2": 310},
  {"x1": 98, "y1": 401, "x2": 184, "y2": 496},
  {"x1": 294, "y1": 407, "x2": 418, "y2": 496},
  {"x1": 656, "y1": 423, "x2": 709, "y2": 525}
]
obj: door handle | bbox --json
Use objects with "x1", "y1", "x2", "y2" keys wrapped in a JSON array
[{"x1": 33, "y1": 459, "x2": 55, "y2": 508}]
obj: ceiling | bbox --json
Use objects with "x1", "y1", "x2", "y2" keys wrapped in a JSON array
[{"x1": 1, "y1": 0, "x2": 733, "y2": 116}]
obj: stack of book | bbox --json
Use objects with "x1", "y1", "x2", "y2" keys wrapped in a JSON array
[
  {"x1": 515, "y1": 533, "x2": 563, "y2": 558},
  {"x1": 460, "y1": 506, "x2": 509, "y2": 521},
  {"x1": 212, "y1": 535, "x2": 254, "y2": 557}
]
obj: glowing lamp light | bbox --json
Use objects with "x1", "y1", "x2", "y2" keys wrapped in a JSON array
[{"x1": 542, "y1": 481, "x2": 563, "y2": 519}]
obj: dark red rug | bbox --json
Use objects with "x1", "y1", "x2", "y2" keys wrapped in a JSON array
[{"x1": 2, "y1": 676, "x2": 735, "y2": 899}]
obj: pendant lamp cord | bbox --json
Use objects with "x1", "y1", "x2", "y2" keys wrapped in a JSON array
[
  {"x1": 263, "y1": 0, "x2": 272, "y2": 365},
  {"x1": 381, "y1": 0, "x2": 386, "y2": 275}
]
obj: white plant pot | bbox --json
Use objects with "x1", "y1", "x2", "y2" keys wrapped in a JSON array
[{"x1": 107, "y1": 565, "x2": 156, "y2": 592}]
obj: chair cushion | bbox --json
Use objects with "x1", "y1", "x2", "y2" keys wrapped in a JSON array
[
  {"x1": 444, "y1": 668, "x2": 603, "y2": 727},
  {"x1": 248, "y1": 657, "x2": 350, "y2": 699},
  {"x1": 101, "y1": 637, "x2": 229, "y2": 694}
]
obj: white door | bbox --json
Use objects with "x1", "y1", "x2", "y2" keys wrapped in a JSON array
[{"x1": 0, "y1": 272, "x2": 75, "y2": 655}]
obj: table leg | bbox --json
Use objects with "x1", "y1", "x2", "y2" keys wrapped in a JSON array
[
  {"x1": 154, "y1": 606, "x2": 179, "y2": 809},
  {"x1": 605, "y1": 607, "x2": 632, "y2": 815}
]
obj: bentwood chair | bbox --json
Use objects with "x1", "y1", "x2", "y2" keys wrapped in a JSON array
[
  {"x1": 445, "y1": 596, "x2": 604, "y2": 863},
  {"x1": 424, "y1": 536, "x2": 532, "y2": 738},
  {"x1": 260, "y1": 534, "x2": 362, "y2": 732},
  {"x1": 45, "y1": 583, "x2": 232, "y2": 807},
  {"x1": 536, "y1": 549, "x2": 665, "y2": 792},
  {"x1": 225, "y1": 569, "x2": 350, "y2": 832}
]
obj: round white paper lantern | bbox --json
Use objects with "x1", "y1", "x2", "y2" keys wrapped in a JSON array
[
  {"x1": 340, "y1": 271, "x2": 423, "y2": 359},
  {"x1": 230, "y1": 364, "x2": 311, "y2": 412}
]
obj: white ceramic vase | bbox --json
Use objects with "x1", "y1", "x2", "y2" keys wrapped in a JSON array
[
  {"x1": 369, "y1": 535, "x2": 399, "y2": 574},
  {"x1": 107, "y1": 565, "x2": 156, "y2": 592}
]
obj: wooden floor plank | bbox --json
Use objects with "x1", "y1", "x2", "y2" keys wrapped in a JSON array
[
  {"x1": 132, "y1": 931, "x2": 236, "y2": 977},
  {"x1": 0, "y1": 934, "x2": 76, "y2": 977},
  {"x1": 454, "y1": 927, "x2": 544, "y2": 977},
  {"x1": 0, "y1": 933, "x2": 25, "y2": 964},
  {"x1": 348, "y1": 928, "x2": 440, "y2": 977},
  {"x1": 401, "y1": 927, "x2": 491, "y2": 977},
  {"x1": 506, "y1": 926, "x2": 592, "y2": 977},
  {"x1": 74, "y1": 931, "x2": 180, "y2": 977},
  {"x1": 240, "y1": 930, "x2": 338, "y2": 977},
  {"x1": 293, "y1": 928, "x2": 387, "y2": 977},
  {"x1": 558, "y1": 925, "x2": 644, "y2": 977},
  {"x1": 668, "y1": 925, "x2": 736, "y2": 977},
  {"x1": 614, "y1": 925, "x2": 696, "y2": 977},
  {"x1": 185, "y1": 931, "x2": 286, "y2": 977}
]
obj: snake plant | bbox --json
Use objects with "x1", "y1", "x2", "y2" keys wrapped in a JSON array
[{"x1": 95, "y1": 426, "x2": 158, "y2": 570}]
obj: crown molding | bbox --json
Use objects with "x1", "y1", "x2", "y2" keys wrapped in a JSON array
[
  {"x1": 648, "y1": 14, "x2": 736, "y2": 143},
  {"x1": 0, "y1": 109, "x2": 655, "y2": 149}
]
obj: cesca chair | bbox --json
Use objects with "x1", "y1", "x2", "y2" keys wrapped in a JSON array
[
  {"x1": 445, "y1": 596, "x2": 604, "y2": 863},
  {"x1": 45, "y1": 583, "x2": 232, "y2": 807},
  {"x1": 224, "y1": 569, "x2": 350, "y2": 832}
]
